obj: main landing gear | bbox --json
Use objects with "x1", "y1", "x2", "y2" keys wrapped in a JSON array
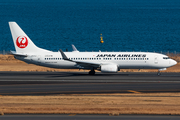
[{"x1": 89, "y1": 70, "x2": 95, "y2": 75}]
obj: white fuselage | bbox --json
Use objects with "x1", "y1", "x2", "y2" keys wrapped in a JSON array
[{"x1": 15, "y1": 51, "x2": 177, "y2": 70}]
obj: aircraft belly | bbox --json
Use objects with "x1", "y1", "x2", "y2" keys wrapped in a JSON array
[
  {"x1": 40, "y1": 61, "x2": 77, "y2": 69},
  {"x1": 118, "y1": 62, "x2": 151, "y2": 69}
]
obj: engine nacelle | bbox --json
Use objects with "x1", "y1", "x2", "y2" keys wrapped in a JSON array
[{"x1": 101, "y1": 64, "x2": 118, "y2": 73}]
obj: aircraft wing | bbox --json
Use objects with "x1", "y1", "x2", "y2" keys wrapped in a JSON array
[{"x1": 59, "y1": 49, "x2": 100, "y2": 68}]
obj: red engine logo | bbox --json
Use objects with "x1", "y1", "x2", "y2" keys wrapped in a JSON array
[{"x1": 16, "y1": 36, "x2": 28, "y2": 48}]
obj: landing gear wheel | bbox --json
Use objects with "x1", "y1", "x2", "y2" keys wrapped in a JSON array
[
  {"x1": 157, "y1": 72, "x2": 161, "y2": 76},
  {"x1": 89, "y1": 70, "x2": 95, "y2": 75}
]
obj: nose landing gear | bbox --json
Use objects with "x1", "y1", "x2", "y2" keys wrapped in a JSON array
[
  {"x1": 157, "y1": 71, "x2": 161, "y2": 76},
  {"x1": 157, "y1": 68, "x2": 166, "y2": 76}
]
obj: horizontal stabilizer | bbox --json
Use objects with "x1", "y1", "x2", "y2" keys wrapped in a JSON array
[{"x1": 10, "y1": 51, "x2": 27, "y2": 57}]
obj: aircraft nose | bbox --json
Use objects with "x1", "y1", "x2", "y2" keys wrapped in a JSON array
[{"x1": 170, "y1": 59, "x2": 177, "y2": 66}]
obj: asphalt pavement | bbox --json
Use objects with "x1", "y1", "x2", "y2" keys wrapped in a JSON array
[{"x1": 0, "y1": 72, "x2": 180, "y2": 95}]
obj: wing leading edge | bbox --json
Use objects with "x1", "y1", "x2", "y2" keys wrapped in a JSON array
[{"x1": 59, "y1": 49, "x2": 100, "y2": 68}]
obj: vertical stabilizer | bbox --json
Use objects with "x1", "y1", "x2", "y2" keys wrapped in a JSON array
[{"x1": 9, "y1": 22, "x2": 45, "y2": 54}]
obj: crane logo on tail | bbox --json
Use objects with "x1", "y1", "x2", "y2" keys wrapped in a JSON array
[{"x1": 16, "y1": 36, "x2": 28, "y2": 48}]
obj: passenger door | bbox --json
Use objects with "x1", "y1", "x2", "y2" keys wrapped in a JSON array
[{"x1": 154, "y1": 56, "x2": 158, "y2": 64}]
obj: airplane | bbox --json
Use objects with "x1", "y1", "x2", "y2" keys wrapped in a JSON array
[{"x1": 9, "y1": 22, "x2": 177, "y2": 75}]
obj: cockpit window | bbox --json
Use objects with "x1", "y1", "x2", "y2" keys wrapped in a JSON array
[{"x1": 163, "y1": 57, "x2": 170, "y2": 59}]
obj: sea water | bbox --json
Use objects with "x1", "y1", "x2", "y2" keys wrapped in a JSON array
[{"x1": 0, "y1": 0, "x2": 180, "y2": 53}]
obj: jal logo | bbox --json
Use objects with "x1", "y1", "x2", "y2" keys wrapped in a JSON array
[{"x1": 16, "y1": 36, "x2": 28, "y2": 48}]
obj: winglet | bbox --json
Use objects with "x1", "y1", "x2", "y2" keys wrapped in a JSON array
[
  {"x1": 59, "y1": 49, "x2": 72, "y2": 61},
  {"x1": 72, "y1": 44, "x2": 79, "y2": 52}
]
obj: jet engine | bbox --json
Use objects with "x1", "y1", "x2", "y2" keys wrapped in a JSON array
[{"x1": 100, "y1": 64, "x2": 118, "y2": 73}]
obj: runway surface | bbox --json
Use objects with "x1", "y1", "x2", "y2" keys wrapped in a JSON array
[
  {"x1": 0, "y1": 72, "x2": 180, "y2": 95},
  {"x1": 0, "y1": 115, "x2": 180, "y2": 120}
]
